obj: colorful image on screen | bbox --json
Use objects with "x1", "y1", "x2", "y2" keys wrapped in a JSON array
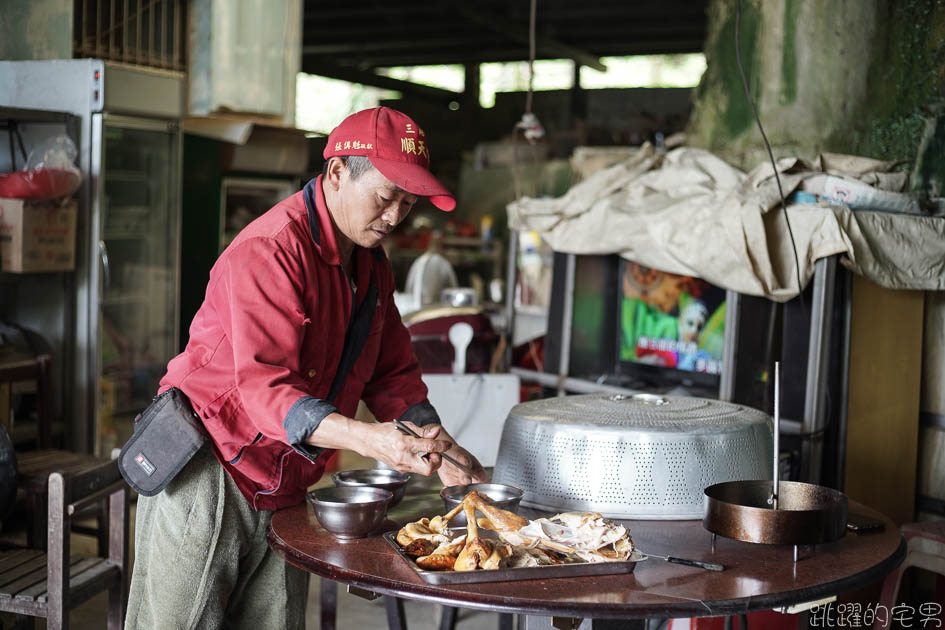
[{"x1": 618, "y1": 260, "x2": 726, "y2": 375}]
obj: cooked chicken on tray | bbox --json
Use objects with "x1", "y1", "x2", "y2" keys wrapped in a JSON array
[{"x1": 395, "y1": 490, "x2": 634, "y2": 572}]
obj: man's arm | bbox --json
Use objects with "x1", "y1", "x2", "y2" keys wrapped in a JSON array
[
  {"x1": 213, "y1": 237, "x2": 371, "y2": 462},
  {"x1": 304, "y1": 413, "x2": 455, "y2": 476},
  {"x1": 360, "y1": 282, "x2": 487, "y2": 485}
]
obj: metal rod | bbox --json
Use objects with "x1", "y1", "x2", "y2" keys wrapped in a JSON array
[
  {"x1": 109, "y1": 0, "x2": 116, "y2": 57},
  {"x1": 801, "y1": 256, "x2": 837, "y2": 484},
  {"x1": 773, "y1": 361, "x2": 780, "y2": 510},
  {"x1": 171, "y1": 2, "x2": 181, "y2": 70},
  {"x1": 161, "y1": 0, "x2": 167, "y2": 67},
  {"x1": 96, "y1": 0, "x2": 103, "y2": 57},
  {"x1": 837, "y1": 267, "x2": 852, "y2": 490},
  {"x1": 82, "y1": 0, "x2": 89, "y2": 55},
  {"x1": 509, "y1": 367, "x2": 641, "y2": 396},
  {"x1": 149, "y1": 0, "x2": 155, "y2": 65},
  {"x1": 172, "y1": 0, "x2": 181, "y2": 69},
  {"x1": 393, "y1": 419, "x2": 473, "y2": 475},
  {"x1": 557, "y1": 253, "x2": 576, "y2": 397},
  {"x1": 123, "y1": 0, "x2": 130, "y2": 62},
  {"x1": 503, "y1": 230, "x2": 519, "y2": 370},
  {"x1": 136, "y1": 0, "x2": 142, "y2": 64},
  {"x1": 718, "y1": 289, "x2": 740, "y2": 402},
  {"x1": 793, "y1": 544, "x2": 799, "y2": 564}
]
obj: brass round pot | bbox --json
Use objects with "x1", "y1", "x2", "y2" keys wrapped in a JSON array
[{"x1": 703, "y1": 480, "x2": 848, "y2": 545}]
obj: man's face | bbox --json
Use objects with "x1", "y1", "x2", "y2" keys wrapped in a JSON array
[{"x1": 332, "y1": 164, "x2": 418, "y2": 248}]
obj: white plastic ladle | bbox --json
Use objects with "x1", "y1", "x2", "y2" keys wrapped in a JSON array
[{"x1": 448, "y1": 322, "x2": 474, "y2": 375}]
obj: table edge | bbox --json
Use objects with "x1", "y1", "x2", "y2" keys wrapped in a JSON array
[{"x1": 267, "y1": 526, "x2": 907, "y2": 619}]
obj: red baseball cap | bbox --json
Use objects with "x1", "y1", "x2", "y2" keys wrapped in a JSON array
[{"x1": 323, "y1": 107, "x2": 456, "y2": 211}]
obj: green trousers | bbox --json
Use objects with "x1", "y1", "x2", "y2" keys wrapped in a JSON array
[{"x1": 125, "y1": 445, "x2": 309, "y2": 629}]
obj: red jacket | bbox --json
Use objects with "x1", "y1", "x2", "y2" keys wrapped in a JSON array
[{"x1": 161, "y1": 176, "x2": 437, "y2": 510}]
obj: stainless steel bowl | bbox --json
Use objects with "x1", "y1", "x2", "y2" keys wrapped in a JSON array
[
  {"x1": 440, "y1": 482, "x2": 524, "y2": 527},
  {"x1": 331, "y1": 469, "x2": 411, "y2": 507},
  {"x1": 306, "y1": 486, "x2": 392, "y2": 539}
]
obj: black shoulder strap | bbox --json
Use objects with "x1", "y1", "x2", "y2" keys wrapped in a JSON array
[
  {"x1": 326, "y1": 271, "x2": 378, "y2": 403},
  {"x1": 303, "y1": 177, "x2": 321, "y2": 247},
  {"x1": 303, "y1": 176, "x2": 380, "y2": 403}
]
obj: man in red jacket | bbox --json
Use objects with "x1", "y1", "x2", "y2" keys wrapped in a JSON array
[{"x1": 126, "y1": 107, "x2": 487, "y2": 629}]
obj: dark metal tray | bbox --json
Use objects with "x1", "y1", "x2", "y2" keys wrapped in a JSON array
[{"x1": 383, "y1": 530, "x2": 643, "y2": 584}]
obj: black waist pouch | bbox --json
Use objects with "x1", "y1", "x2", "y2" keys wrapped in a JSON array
[{"x1": 118, "y1": 387, "x2": 208, "y2": 496}]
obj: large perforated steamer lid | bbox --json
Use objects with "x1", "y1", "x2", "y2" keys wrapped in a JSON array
[{"x1": 491, "y1": 392, "x2": 773, "y2": 520}]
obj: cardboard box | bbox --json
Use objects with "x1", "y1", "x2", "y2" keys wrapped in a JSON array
[{"x1": 0, "y1": 198, "x2": 77, "y2": 272}]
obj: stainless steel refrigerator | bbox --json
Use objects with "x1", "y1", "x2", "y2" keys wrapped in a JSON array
[{"x1": 0, "y1": 59, "x2": 183, "y2": 455}]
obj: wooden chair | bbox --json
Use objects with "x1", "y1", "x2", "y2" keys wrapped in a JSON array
[
  {"x1": 0, "y1": 458, "x2": 129, "y2": 629},
  {"x1": 17, "y1": 450, "x2": 113, "y2": 554},
  {"x1": 873, "y1": 520, "x2": 945, "y2": 629},
  {"x1": 0, "y1": 352, "x2": 53, "y2": 449}
]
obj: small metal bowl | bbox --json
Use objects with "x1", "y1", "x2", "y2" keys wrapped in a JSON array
[
  {"x1": 306, "y1": 486, "x2": 393, "y2": 539},
  {"x1": 440, "y1": 482, "x2": 524, "y2": 527},
  {"x1": 331, "y1": 469, "x2": 411, "y2": 507}
]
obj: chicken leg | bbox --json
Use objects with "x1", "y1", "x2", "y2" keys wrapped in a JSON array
[
  {"x1": 453, "y1": 499, "x2": 493, "y2": 571},
  {"x1": 467, "y1": 491, "x2": 528, "y2": 532},
  {"x1": 428, "y1": 499, "x2": 466, "y2": 535}
]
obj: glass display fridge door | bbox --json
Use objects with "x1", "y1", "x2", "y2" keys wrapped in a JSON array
[
  {"x1": 95, "y1": 115, "x2": 180, "y2": 456},
  {"x1": 220, "y1": 177, "x2": 297, "y2": 251}
]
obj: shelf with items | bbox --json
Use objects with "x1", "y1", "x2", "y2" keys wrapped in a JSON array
[
  {"x1": 389, "y1": 236, "x2": 504, "y2": 296},
  {"x1": 103, "y1": 204, "x2": 152, "y2": 236},
  {"x1": 1, "y1": 106, "x2": 81, "y2": 450},
  {"x1": 102, "y1": 293, "x2": 150, "y2": 306},
  {"x1": 104, "y1": 170, "x2": 150, "y2": 182},
  {"x1": 103, "y1": 232, "x2": 150, "y2": 241}
]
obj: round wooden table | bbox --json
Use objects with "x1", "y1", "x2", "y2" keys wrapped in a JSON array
[{"x1": 268, "y1": 478, "x2": 905, "y2": 622}]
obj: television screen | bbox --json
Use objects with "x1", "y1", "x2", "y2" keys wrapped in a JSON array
[{"x1": 617, "y1": 260, "x2": 726, "y2": 386}]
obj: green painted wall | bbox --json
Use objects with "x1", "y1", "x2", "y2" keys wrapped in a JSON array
[
  {"x1": 688, "y1": 0, "x2": 945, "y2": 195},
  {"x1": 847, "y1": 0, "x2": 945, "y2": 194},
  {"x1": 0, "y1": 0, "x2": 72, "y2": 60}
]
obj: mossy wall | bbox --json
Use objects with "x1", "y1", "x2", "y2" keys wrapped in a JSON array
[
  {"x1": 688, "y1": 0, "x2": 945, "y2": 195},
  {"x1": 0, "y1": 0, "x2": 72, "y2": 60}
]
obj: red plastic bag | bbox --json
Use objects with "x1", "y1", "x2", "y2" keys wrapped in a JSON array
[
  {"x1": 0, "y1": 135, "x2": 81, "y2": 200},
  {"x1": 0, "y1": 168, "x2": 82, "y2": 200}
]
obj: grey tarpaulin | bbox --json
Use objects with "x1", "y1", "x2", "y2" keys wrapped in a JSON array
[{"x1": 507, "y1": 145, "x2": 945, "y2": 301}]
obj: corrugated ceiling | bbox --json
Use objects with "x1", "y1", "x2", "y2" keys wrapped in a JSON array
[{"x1": 302, "y1": 0, "x2": 707, "y2": 94}]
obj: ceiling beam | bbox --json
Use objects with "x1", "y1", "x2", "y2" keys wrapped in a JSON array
[
  {"x1": 319, "y1": 39, "x2": 703, "y2": 70},
  {"x1": 300, "y1": 60, "x2": 462, "y2": 103},
  {"x1": 302, "y1": 38, "x2": 487, "y2": 55},
  {"x1": 453, "y1": 4, "x2": 607, "y2": 72}
]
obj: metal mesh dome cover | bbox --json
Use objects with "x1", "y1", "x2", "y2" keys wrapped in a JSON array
[{"x1": 491, "y1": 393, "x2": 773, "y2": 520}]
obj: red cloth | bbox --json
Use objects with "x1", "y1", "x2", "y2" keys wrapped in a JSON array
[
  {"x1": 161, "y1": 176, "x2": 429, "y2": 510},
  {"x1": 0, "y1": 167, "x2": 81, "y2": 200}
]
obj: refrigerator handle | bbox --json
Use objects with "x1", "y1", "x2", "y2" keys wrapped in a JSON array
[{"x1": 99, "y1": 239, "x2": 111, "y2": 305}]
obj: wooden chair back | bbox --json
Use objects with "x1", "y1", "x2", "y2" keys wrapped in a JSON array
[{"x1": 0, "y1": 457, "x2": 128, "y2": 629}]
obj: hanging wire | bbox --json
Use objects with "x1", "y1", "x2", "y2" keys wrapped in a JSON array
[
  {"x1": 734, "y1": 0, "x2": 806, "y2": 314},
  {"x1": 735, "y1": 0, "x2": 831, "y2": 439},
  {"x1": 511, "y1": 0, "x2": 540, "y2": 202},
  {"x1": 525, "y1": 0, "x2": 537, "y2": 116},
  {"x1": 4, "y1": 122, "x2": 29, "y2": 171}
]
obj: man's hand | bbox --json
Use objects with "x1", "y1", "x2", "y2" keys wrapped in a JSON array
[
  {"x1": 365, "y1": 421, "x2": 454, "y2": 476},
  {"x1": 423, "y1": 425, "x2": 488, "y2": 487},
  {"x1": 307, "y1": 414, "x2": 453, "y2": 476},
  {"x1": 304, "y1": 414, "x2": 486, "y2": 482}
]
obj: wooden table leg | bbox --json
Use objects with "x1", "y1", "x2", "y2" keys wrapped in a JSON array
[
  {"x1": 385, "y1": 596, "x2": 407, "y2": 630},
  {"x1": 319, "y1": 578, "x2": 337, "y2": 630},
  {"x1": 439, "y1": 605, "x2": 458, "y2": 630}
]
